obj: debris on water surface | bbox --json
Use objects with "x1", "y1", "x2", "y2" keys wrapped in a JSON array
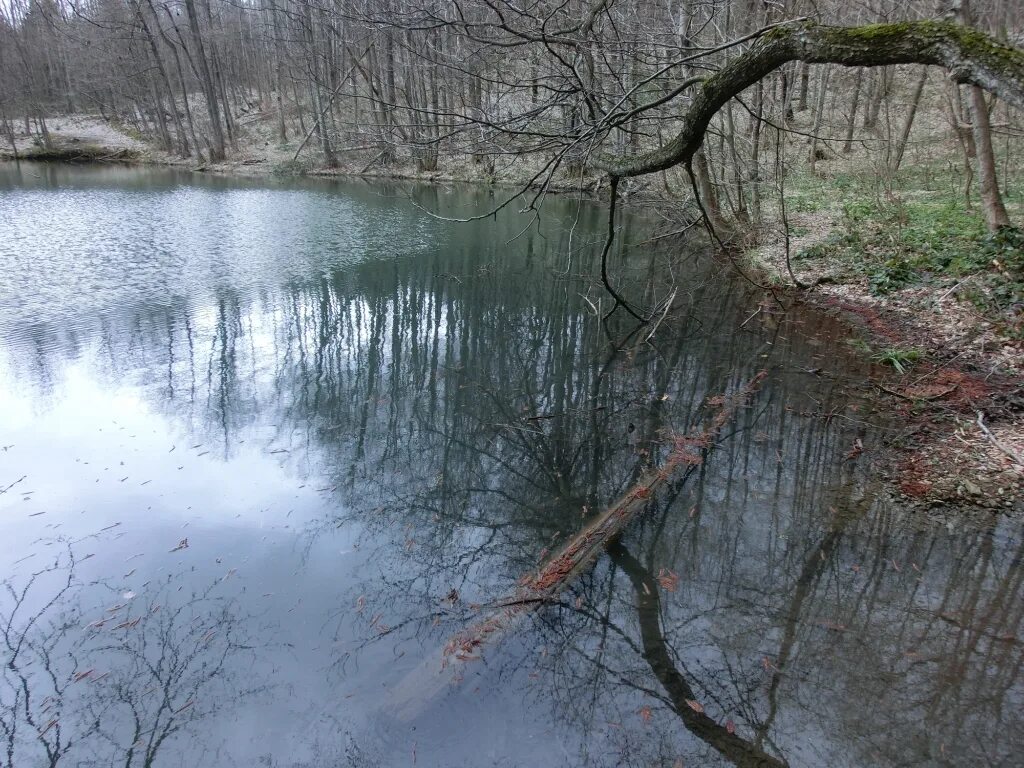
[{"x1": 657, "y1": 568, "x2": 680, "y2": 592}]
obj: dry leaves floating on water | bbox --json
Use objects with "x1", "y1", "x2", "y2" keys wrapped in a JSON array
[
  {"x1": 685, "y1": 699, "x2": 704, "y2": 713},
  {"x1": 169, "y1": 538, "x2": 189, "y2": 552},
  {"x1": 657, "y1": 568, "x2": 679, "y2": 592},
  {"x1": 725, "y1": 719, "x2": 736, "y2": 734}
]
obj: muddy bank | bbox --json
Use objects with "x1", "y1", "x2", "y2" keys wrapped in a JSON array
[{"x1": 752, "y1": 256, "x2": 1024, "y2": 520}]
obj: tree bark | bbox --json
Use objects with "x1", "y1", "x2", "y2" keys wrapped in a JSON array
[{"x1": 968, "y1": 85, "x2": 1011, "y2": 229}]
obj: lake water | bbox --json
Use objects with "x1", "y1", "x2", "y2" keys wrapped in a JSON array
[{"x1": 0, "y1": 162, "x2": 1021, "y2": 767}]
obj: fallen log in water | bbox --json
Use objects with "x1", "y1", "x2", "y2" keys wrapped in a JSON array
[
  {"x1": 442, "y1": 370, "x2": 768, "y2": 666},
  {"x1": 383, "y1": 371, "x2": 767, "y2": 720}
]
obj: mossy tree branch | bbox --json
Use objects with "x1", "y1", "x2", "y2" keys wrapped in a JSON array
[{"x1": 598, "y1": 20, "x2": 1024, "y2": 179}]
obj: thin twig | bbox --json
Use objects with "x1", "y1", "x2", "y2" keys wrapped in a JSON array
[{"x1": 976, "y1": 412, "x2": 1024, "y2": 466}]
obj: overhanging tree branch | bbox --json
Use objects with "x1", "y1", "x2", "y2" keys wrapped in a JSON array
[{"x1": 597, "y1": 21, "x2": 1024, "y2": 179}]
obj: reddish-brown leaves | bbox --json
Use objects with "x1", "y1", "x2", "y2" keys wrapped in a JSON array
[{"x1": 657, "y1": 568, "x2": 680, "y2": 592}]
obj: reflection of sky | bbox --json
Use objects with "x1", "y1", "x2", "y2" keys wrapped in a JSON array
[
  {"x1": 0, "y1": 166, "x2": 615, "y2": 767},
  {"x1": 1, "y1": 165, "x2": 1021, "y2": 768},
  {"x1": 0, "y1": 358, "x2": 319, "y2": 560},
  {"x1": 0, "y1": 166, "x2": 445, "y2": 333}
]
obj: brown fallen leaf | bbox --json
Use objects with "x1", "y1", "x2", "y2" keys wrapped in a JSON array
[
  {"x1": 685, "y1": 699, "x2": 704, "y2": 713},
  {"x1": 657, "y1": 568, "x2": 680, "y2": 592},
  {"x1": 725, "y1": 718, "x2": 736, "y2": 734},
  {"x1": 638, "y1": 705, "x2": 652, "y2": 723}
]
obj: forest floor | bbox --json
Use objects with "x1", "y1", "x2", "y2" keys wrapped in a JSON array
[
  {"x1": 3, "y1": 110, "x2": 1022, "y2": 517},
  {"x1": 749, "y1": 155, "x2": 1023, "y2": 519}
]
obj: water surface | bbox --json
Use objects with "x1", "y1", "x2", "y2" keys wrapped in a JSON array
[{"x1": 0, "y1": 163, "x2": 1021, "y2": 767}]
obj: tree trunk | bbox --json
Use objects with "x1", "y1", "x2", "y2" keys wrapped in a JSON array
[
  {"x1": 843, "y1": 68, "x2": 864, "y2": 153},
  {"x1": 600, "y1": 21, "x2": 1024, "y2": 189},
  {"x1": 968, "y1": 86, "x2": 1011, "y2": 229},
  {"x1": 889, "y1": 67, "x2": 928, "y2": 172},
  {"x1": 956, "y1": 0, "x2": 1011, "y2": 230},
  {"x1": 183, "y1": 0, "x2": 226, "y2": 161}
]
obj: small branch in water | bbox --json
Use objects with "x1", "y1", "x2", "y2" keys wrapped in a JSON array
[{"x1": 875, "y1": 383, "x2": 958, "y2": 402}]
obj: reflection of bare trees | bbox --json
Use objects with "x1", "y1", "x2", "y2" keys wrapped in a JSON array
[
  {"x1": 0, "y1": 548, "x2": 262, "y2": 767},
  {"x1": 521, "y1": 476, "x2": 1024, "y2": 768},
  {"x1": 3, "y1": 180, "x2": 1022, "y2": 767},
  {"x1": 610, "y1": 540, "x2": 787, "y2": 768},
  {"x1": 1, "y1": 549, "x2": 87, "y2": 768}
]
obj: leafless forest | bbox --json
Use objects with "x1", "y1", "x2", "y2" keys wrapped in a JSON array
[{"x1": 1, "y1": 0, "x2": 1022, "y2": 232}]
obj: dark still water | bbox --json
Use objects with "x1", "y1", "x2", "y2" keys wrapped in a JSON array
[{"x1": 0, "y1": 162, "x2": 1020, "y2": 768}]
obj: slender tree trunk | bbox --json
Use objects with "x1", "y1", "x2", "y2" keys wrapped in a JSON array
[
  {"x1": 956, "y1": 0, "x2": 1011, "y2": 230},
  {"x1": 843, "y1": 68, "x2": 864, "y2": 153},
  {"x1": 183, "y1": 0, "x2": 226, "y2": 161},
  {"x1": 890, "y1": 67, "x2": 928, "y2": 172},
  {"x1": 808, "y1": 65, "x2": 831, "y2": 170},
  {"x1": 968, "y1": 86, "x2": 1011, "y2": 229},
  {"x1": 797, "y1": 61, "x2": 809, "y2": 111}
]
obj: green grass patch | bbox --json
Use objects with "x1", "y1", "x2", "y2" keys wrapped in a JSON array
[
  {"x1": 871, "y1": 346, "x2": 923, "y2": 374},
  {"x1": 794, "y1": 182, "x2": 1023, "y2": 316}
]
